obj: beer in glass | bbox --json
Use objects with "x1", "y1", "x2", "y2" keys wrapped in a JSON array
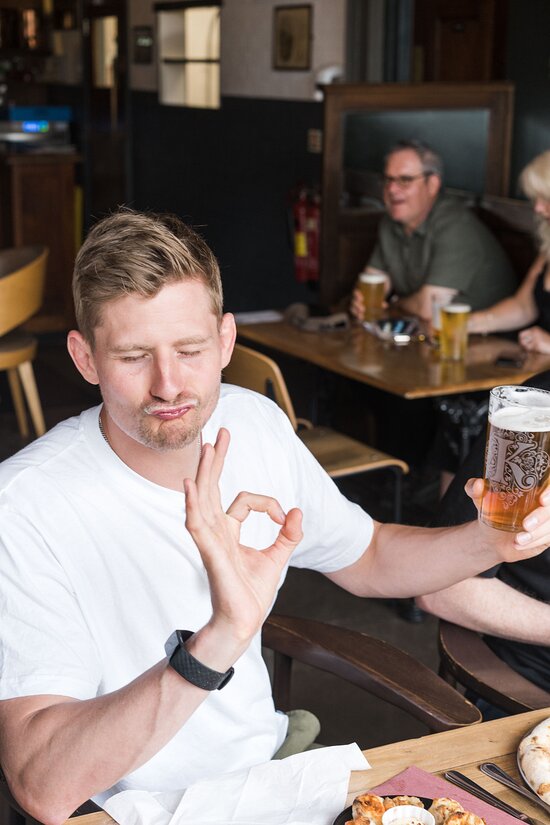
[
  {"x1": 358, "y1": 272, "x2": 386, "y2": 317},
  {"x1": 480, "y1": 385, "x2": 550, "y2": 532},
  {"x1": 440, "y1": 303, "x2": 471, "y2": 360}
]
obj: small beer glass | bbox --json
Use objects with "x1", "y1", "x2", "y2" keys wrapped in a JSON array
[
  {"x1": 358, "y1": 272, "x2": 386, "y2": 318},
  {"x1": 480, "y1": 385, "x2": 550, "y2": 532},
  {"x1": 439, "y1": 303, "x2": 471, "y2": 360}
]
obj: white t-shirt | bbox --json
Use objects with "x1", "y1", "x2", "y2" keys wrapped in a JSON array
[{"x1": 0, "y1": 385, "x2": 372, "y2": 802}]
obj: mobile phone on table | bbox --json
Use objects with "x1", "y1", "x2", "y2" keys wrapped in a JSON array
[{"x1": 494, "y1": 355, "x2": 525, "y2": 368}]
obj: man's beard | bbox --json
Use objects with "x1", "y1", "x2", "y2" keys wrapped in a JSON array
[{"x1": 136, "y1": 407, "x2": 202, "y2": 452}]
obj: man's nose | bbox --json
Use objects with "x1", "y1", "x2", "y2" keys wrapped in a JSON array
[
  {"x1": 150, "y1": 357, "x2": 183, "y2": 400},
  {"x1": 385, "y1": 179, "x2": 401, "y2": 198},
  {"x1": 534, "y1": 197, "x2": 549, "y2": 217}
]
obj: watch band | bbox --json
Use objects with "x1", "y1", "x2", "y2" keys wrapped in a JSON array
[{"x1": 165, "y1": 629, "x2": 234, "y2": 691}]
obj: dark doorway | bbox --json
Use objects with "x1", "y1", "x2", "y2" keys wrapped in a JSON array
[{"x1": 82, "y1": 0, "x2": 128, "y2": 226}]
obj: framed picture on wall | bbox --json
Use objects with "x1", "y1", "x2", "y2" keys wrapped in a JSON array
[{"x1": 273, "y1": 5, "x2": 312, "y2": 70}]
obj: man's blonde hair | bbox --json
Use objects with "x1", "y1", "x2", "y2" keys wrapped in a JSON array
[
  {"x1": 520, "y1": 150, "x2": 550, "y2": 258},
  {"x1": 73, "y1": 208, "x2": 223, "y2": 344}
]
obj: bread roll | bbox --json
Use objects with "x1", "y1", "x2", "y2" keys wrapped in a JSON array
[
  {"x1": 518, "y1": 717, "x2": 550, "y2": 802},
  {"x1": 352, "y1": 792, "x2": 386, "y2": 823}
]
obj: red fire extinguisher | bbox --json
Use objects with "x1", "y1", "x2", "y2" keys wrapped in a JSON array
[
  {"x1": 290, "y1": 186, "x2": 321, "y2": 283},
  {"x1": 305, "y1": 187, "x2": 321, "y2": 283},
  {"x1": 292, "y1": 186, "x2": 310, "y2": 283}
]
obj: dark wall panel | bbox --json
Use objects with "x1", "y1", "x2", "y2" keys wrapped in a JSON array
[
  {"x1": 130, "y1": 92, "x2": 323, "y2": 314},
  {"x1": 507, "y1": 0, "x2": 550, "y2": 194}
]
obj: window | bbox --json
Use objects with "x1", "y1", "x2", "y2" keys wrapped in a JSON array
[{"x1": 155, "y1": 1, "x2": 221, "y2": 109}]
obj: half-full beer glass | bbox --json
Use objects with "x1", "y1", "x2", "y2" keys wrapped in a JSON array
[
  {"x1": 358, "y1": 272, "x2": 386, "y2": 317},
  {"x1": 439, "y1": 303, "x2": 471, "y2": 360},
  {"x1": 480, "y1": 385, "x2": 550, "y2": 532}
]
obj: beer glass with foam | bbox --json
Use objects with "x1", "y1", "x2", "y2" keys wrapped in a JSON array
[
  {"x1": 358, "y1": 272, "x2": 386, "y2": 318},
  {"x1": 480, "y1": 385, "x2": 550, "y2": 532},
  {"x1": 440, "y1": 303, "x2": 471, "y2": 360}
]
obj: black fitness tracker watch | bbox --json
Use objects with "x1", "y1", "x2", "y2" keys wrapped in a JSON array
[{"x1": 164, "y1": 629, "x2": 234, "y2": 690}]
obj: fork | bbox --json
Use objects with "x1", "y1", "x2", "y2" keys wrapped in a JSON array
[
  {"x1": 444, "y1": 770, "x2": 547, "y2": 825},
  {"x1": 479, "y1": 763, "x2": 550, "y2": 818}
]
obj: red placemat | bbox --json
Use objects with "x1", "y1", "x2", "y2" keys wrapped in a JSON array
[{"x1": 371, "y1": 766, "x2": 519, "y2": 824}]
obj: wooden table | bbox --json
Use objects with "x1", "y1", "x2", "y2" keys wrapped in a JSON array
[
  {"x1": 237, "y1": 321, "x2": 550, "y2": 400},
  {"x1": 67, "y1": 708, "x2": 550, "y2": 825}
]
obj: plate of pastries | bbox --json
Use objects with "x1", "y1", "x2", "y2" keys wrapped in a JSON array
[
  {"x1": 333, "y1": 792, "x2": 487, "y2": 825},
  {"x1": 517, "y1": 716, "x2": 550, "y2": 804}
]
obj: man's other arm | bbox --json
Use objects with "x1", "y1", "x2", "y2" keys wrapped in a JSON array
[
  {"x1": 325, "y1": 479, "x2": 550, "y2": 599},
  {"x1": 417, "y1": 576, "x2": 550, "y2": 645},
  {"x1": 0, "y1": 629, "x2": 249, "y2": 825},
  {"x1": 394, "y1": 284, "x2": 457, "y2": 323}
]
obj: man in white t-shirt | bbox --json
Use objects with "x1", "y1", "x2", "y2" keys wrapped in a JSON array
[{"x1": 1, "y1": 209, "x2": 550, "y2": 825}]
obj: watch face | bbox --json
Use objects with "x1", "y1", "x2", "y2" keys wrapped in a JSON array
[{"x1": 164, "y1": 630, "x2": 180, "y2": 659}]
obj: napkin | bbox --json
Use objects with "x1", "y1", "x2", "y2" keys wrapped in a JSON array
[
  {"x1": 371, "y1": 766, "x2": 522, "y2": 825},
  {"x1": 104, "y1": 743, "x2": 370, "y2": 825}
]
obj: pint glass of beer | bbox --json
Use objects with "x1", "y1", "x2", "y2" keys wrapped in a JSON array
[
  {"x1": 439, "y1": 303, "x2": 471, "y2": 360},
  {"x1": 480, "y1": 385, "x2": 550, "y2": 532},
  {"x1": 358, "y1": 272, "x2": 386, "y2": 317}
]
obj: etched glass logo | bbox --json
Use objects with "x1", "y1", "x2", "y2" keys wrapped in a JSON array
[{"x1": 485, "y1": 426, "x2": 550, "y2": 509}]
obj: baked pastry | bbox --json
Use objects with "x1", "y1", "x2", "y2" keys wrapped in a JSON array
[
  {"x1": 446, "y1": 813, "x2": 486, "y2": 825},
  {"x1": 428, "y1": 797, "x2": 464, "y2": 825},
  {"x1": 518, "y1": 716, "x2": 550, "y2": 802},
  {"x1": 384, "y1": 796, "x2": 424, "y2": 809},
  {"x1": 352, "y1": 792, "x2": 386, "y2": 823}
]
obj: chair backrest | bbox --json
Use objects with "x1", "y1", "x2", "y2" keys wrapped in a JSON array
[
  {"x1": 0, "y1": 246, "x2": 48, "y2": 337},
  {"x1": 224, "y1": 343, "x2": 298, "y2": 431}
]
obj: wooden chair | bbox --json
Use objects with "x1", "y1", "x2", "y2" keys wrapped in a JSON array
[
  {"x1": 224, "y1": 343, "x2": 409, "y2": 521},
  {"x1": 438, "y1": 620, "x2": 550, "y2": 715},
  {"x1": 0, "y1": 246, "x2": 49, "y2": 439},
  {"x1": 0, "y1": 243, "x2": 48, "y2": 817},
  {"x1": 265, "y1": 613, "x2": 481, "y2": 732},
  {"x1": 0, "y1": 613, "x2": 481, "y2": 825}
]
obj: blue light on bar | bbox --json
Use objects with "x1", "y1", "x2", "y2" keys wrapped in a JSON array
[{"x1": 22, "y1": 120, "x2": 50, "y2": 134}]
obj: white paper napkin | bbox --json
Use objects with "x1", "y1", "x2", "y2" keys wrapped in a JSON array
[{"x1": 104, "y1": 743, "x2": 370, "y2": 825}]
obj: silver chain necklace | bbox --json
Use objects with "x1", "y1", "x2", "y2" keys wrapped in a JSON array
[{"x1": 98, "y1": 413, "x2": 109, "y2": 445}]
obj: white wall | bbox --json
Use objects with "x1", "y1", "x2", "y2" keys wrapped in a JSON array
[{"x1": 129, "y1": 0, "x2": 346, "y2": 101}]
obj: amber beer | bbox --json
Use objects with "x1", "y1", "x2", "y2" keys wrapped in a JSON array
[
  {"x1": 358, "y1": 272, "x2": 386, "y2": 317},
  {"x1": 439, "y1": 303, "x2": 471, "y2": 361},
  {"x1": 480, "y1": 385, "x2": 550, "y2": 532}
]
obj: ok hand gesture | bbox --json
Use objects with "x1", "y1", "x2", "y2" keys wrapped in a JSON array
[{"x1": 184, "y1": 428, "x2": 303, "y2": 645}]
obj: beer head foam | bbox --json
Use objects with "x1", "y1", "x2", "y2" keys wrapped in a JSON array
[
  {"x1": 442, "y1": 303, "x2": 471, "y2": 313},
  {"x1": 491, "y1": 404, "x2": 550, "y2": 432},
  {"x1": 359, "y1": 272, "x2": 386, "y2": 284}
]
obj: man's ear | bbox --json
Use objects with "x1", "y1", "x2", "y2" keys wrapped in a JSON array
[
  {"x1": 219, "y1": 312, "x2": 237, "y2": 369},
  {"x1": 67, "y1": 330, "x2": 100, "y2": 385},
  {"x1": 428, "y1": 173, "x2": 442, "y2": 198}
]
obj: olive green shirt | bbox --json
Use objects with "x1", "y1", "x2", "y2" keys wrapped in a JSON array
[{"x1": 368, "y1": 195, "x2": 517, "y2": 310}]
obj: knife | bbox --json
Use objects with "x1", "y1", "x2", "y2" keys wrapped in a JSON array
[
  {"x1": 445, "y1": 770, "x2": 546, "y2": 825},
  {"x1": 479, "y1": 763, "x2": 550, "y2": 818}
]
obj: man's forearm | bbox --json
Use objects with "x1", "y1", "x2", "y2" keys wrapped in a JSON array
[
  {"x1": 327, "y1": 503, "x2": 549, "y2": 599},
  {"x1": 394, "y1": 292, "x2": 430, "y2": 321},
  {"x1": 418, "y1": 576, "x2": 550, "y2": 645},
  {"x1": 0, "y1": 623, "x2": 249, "y2": 825}
]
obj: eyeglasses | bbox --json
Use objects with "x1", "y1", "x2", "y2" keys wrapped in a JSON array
[{"x1": 381, "y1": 173, "x2": 431, "y2": 189}]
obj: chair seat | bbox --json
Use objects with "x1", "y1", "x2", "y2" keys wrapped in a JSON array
[
  {"x1": 298, "y1": 425, "x2": 409, "y2": 478},
  {"x1": 439, "y1": 620, "x2": 550, "y2": 714},
  {"x1": 0, "y1": 330, "x2": 37, "y2": 370}
]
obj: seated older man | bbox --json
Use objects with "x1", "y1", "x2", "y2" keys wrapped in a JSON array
[{"x1": 351, "y1": 139, "x2": 516, "y2": 323}]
